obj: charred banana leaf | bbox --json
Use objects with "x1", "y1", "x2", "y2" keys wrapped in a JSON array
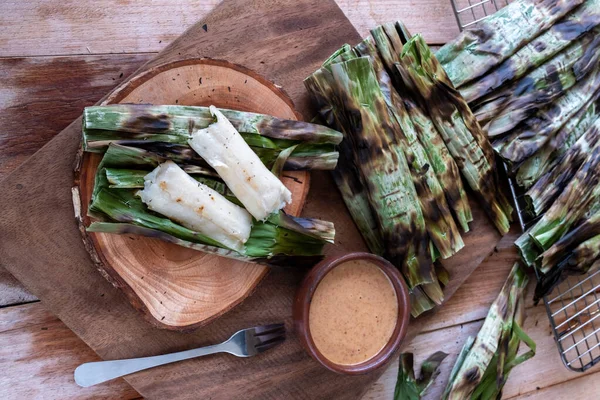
[
  {"x1": 443, "y1": 263, "x2": 535, "y2": 400},
  {"x1": 516, "y1": 93, "x2": 600, "y2": 188},
  {"x1": 327, "y1": 57, "x2": 433, "y2": 288},
  {"x1": 355, "y1": 37, "x2": 464, "y2": 258},
  {"x1": 535, "y1": 242, "x2": 600, "y2": 302},
  {"x1": 484, "y1": 30, "x2": 600, "y2": 138},
  {"x1": 397, "y1": 35, "x2": 513, "y2": 234},
  {"x1": 370, "y1": 25, "x2": 473, "y2": 232},
  {"x1": 525, "y1": 120, "x2": 600, "y2": 216},
  {"x1": 528, "y1": 146, "x2": 600, "y2": 250},
  {"x1": 460, "y1": 1, "x2": 600, "y2": 104},
  {"x1": 494, "y1": 65, "x2": 600, "y2": 165},
  {"x1": 437, "y1": 0, "x2": 584, "y2": 88},
  {"x1": 539, "y1": 210, "x2": 600, "y2": 274}
]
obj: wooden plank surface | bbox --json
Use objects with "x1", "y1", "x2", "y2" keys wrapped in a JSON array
[
  {"x1": 0, "y1": 0, "x2": 596, "y2": 399},
  {"x1": 3, "y1": 235, "x2": 599, "y2": 399},
  {"x1": 0, "y1": 0, "x2": 457, "y2": 58}
]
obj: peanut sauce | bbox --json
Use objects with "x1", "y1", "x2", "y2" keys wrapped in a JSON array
[{"x1": 309, "y1": 259, "x2": 398, "y2": 366}]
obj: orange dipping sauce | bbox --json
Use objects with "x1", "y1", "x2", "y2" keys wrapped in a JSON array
[{"x1": 308, "y1": 259, "x2": 399, "y2": 366}]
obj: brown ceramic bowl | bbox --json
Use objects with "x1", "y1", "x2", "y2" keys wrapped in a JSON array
[{"x1": 293, "y1": 252, "x2": 411, "y2": 375}]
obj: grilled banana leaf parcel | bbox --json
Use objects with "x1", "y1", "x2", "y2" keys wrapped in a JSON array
[
  {"x1": 304, "y1": 69, "x2": 386, "y2": 256},
  {"x1": 516, "y1": 93, "x2": 600, "y2": 188},
  {"x1": 397, "y1": 35, "x2": 513, "y2": 234},
  {"x1": 539, "y1": 210, "x2": 600, "y2": 274},
  {"x1": 494, "y1": 65, "x2": 600, "y2": 165},
  {"x1": 436, "y1": 0, "x2": 584, "y2": 88},
  {"x1": 528, "y1": 146, "x2": 600, "y2": 251},
  {"x1": 82, "y1": 104, "x2": 341, "y2": 171},
  {"x1": 369, "y1": 25, "x2": 473, "y2": 233},
  {"x1": 460, "y1": 1, "x2": 600, "y2": 104},
  {"x1": 443, "y1": 263, "x2": 535, "y2": 400},
  {"x1": 535, "y1": 242, "x2": 600, "y2": 302},
  {"x1": 353, "y1": 37, "x2": 464, "y2": 258},
  {"x1": 327, "y1": 57, "x2": 433, "y2": 288},
  {"x1": 86, "y1": 145, "x2": 333, "y2": 266},
  {"x1": 525, "y1": 119, "x2": 600, "y2": 216},
  {"x1": 483, "y1": 30, "x2": 600, "y2": 138}
]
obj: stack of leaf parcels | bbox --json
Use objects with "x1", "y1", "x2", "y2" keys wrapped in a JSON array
[
  {"x1": 305, "y1": 23, "x2": 512, "y2": 316},
  {"x1": 438, "y1": 0, "x2": 600, "y2": 299}
]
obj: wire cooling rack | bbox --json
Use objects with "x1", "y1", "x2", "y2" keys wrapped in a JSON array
[{"x1": 450, "y1": 0, "x2": 600, "y2": 372}]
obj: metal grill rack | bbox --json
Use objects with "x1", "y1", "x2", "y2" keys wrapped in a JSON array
[{"x1": 450, "y1": 0, "x2": 600, "y2": 372}]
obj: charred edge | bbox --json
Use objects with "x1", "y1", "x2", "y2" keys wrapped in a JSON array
[{"x1": 122, "y1": 111, "x2": 172, "y2": 134}]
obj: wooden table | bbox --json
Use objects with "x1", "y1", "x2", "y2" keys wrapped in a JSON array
[{"x1": 0, "y1": 1, "x2": 597, "y2": 398}]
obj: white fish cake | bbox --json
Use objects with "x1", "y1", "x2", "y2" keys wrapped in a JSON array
[
  {"x1": 189, "y1": 105, "x2": 292, "y2": 221},
  {"x1": 137, "y1": 161, "x2": 252, "y2": 252}
]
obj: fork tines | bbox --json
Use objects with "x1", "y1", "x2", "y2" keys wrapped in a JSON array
[{"x1": 253, "y1": 323, "x2": 286, "y2": 353}]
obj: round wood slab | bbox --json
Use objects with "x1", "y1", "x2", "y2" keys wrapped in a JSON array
[{"x1": 76, "y1": 59, "x2": 310, "y2": 330}]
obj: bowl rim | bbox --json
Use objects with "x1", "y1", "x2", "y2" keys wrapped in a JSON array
[{"x1": 293, "y1": 252, "x2": 411, "y2": 375}]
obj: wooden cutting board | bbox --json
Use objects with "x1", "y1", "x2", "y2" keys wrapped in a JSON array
[{"x1": 0, "y1": 0, "x2": 501, "y2": 399}]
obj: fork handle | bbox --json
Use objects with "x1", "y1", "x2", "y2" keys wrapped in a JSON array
[{"x1": 74, "y1": 343, "x2": 224, "y2": 387}]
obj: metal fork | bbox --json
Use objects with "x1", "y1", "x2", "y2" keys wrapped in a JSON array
[{"x1": 74, "y1": 323, "x2": 286, "y2": 387}]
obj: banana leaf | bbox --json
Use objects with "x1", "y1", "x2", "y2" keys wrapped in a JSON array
[
  {"x1": 394, "y1": 352, "x2": 448, "y2": 400},
  {"x1": 528, "y1": 146, "x2": 600, "y2": 251},
  {"x1": 539, "y1": 210, "x2": 600, "y2": 274},
  {"x1": 443, "y1": 263, "x2": 535, "y2": 400},
  {"x1": 494, "y1": 65, "x2": 600, "y2": 165},
  {"x1": 397, "y1": 35, "x2": 513, "y2": 234},
  {"x1": 83, "y1": 104, "x2": 343, "y2": 144},
  {"x1": 327, "y1": 57, "x2": 433, "y2": 288},
  {"x1": 305, "y1": 66, "x2": 385, "y2": 257},
  {"x1": 369, "y1": 25, "x2": 473, "y2": 232},
  {"x1": 437, "y1": 0, "x2": 584, "y2": 88},
  {"x1": 460, "y1": 1, "x2": 600, "y2": 104},
  {"x1": 516, "y1": 92, "x2": 600, "y2": 188},
  {"x1": 103, "y1": 167, "x2": 335, "y2": 243},
  {"x1": 525, "y1": 120, "x2": 600, "y2": 216},
  {"x1": 354, "y1": 36, "x2": 464, "y2": 258},
  {"x1": 88, "y1": 222, "x2": 321, "y2": 267},
  {"x1": 483, "y1": 30, "x2": 600, "y2": 138},
  {"x1": 535, "y1": 241, "x2": 600, "y2": 301},
  {"x1": 515, "y1": 227, "x2": 541, "y2": 268}
]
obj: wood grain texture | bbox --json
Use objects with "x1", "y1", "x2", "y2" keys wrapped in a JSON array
[
  {"x1": 0, "y1": 54, "x2": 151, "y2": 183},
  {"x1": 0, "y1": 54, "x2": 152, "y2": 306},
  {"x1": 0, "y1": 0, "x2": 458, "y2": 58},
  {"x1": 4, "y1": 240, "x2": 599, "y2": 400},
  {"x1": 0, "y1": 1, "x2": 501, "y2": 398},
  {"x1": 0, "y1": 304, "x2": 141, "y2": 400},
  {"x1": 76, "y1": 59, "x2": 309, "y2": 330}
]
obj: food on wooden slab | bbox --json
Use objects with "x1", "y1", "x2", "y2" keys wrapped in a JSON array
[
  {"x1": 137, "y1": 160, "x2": 252, "y2": 252},
  {"x1": 396, "y1": 35, "x2": 513, "y2": 234},
  {"x1": 442, "y1": 264, "x2": 535, "y2": 400},
  {"x1": 437, "y1": 0, "x2": 600, "y2": 300},
  {"x1": 393, "y1": 352, "x2": 447, "y2": 400},
  {"x1": 188, "y1": 106, "x2": 291, "y2": 220},
  {"x1": 82, "y1": 104, "x2": 342, "y2": 171},
  {"x1": 305, "y1": 22, "x2": 511, "y2": 316},
  {"x1": 354, "y1": 36, "x2": 466, "y2": 258},
  {"x1": 83, "y1": 105, "x2": 338, "y2": 266}
]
